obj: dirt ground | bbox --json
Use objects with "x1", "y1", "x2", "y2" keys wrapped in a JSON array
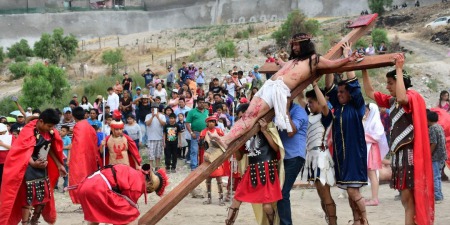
[{"x1": 50, "y1": 161, "x2": 450, "y2": 225}]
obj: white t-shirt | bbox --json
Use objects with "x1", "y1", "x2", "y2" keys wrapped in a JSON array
[
  {"x1": 224, "y1": 82, "x2": 236, "y2": 97},
  {"x1": 154, "y1": 88, "x2": 168, "y2": 103},
  {"x1": 107, "y1": 93, "x2": 120, "y2": 111},
  {"x1": 145, "y1": 113, "x2": 166, "y2": 141}
]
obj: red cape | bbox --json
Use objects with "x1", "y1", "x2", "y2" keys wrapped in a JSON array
[
  {"x1": 104, "y1": 134, "x2": 142, "y2": 168},
  {"x1": 406, "y1": 90, "x2": 434, "y2": 225},
  {"x1": 430, "y1": 108, "x2": 450, "y2": 168},
  {"x1": 69, "y1": 120, "x2": 101, "y2": 204},
  {"x1": 0, "y1": 120, "x2": 63, "y2": 225}
]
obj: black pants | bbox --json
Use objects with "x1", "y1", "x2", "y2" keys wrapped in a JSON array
[{"x1": 164, "y1": 142, "x2": 178, "y2": 170}]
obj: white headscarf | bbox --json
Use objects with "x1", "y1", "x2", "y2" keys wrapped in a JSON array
[{"x1": 364, "y1": 103, "x2": 389, "y2": 159}]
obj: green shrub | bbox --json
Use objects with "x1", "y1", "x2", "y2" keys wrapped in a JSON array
[
  {"x1": 7, "y1": 39, "x2": 33, "y2": 60},
  {"x1": 102, "y1": 49, "x2": 124, "y2": 75},
  {"x1": 355, "y1": 38, "x2": 369, "y2": 49},
  {"x1": 368, "y1": 0, "x2": 393, "y2": 15},
  {"x1": 0, "y1": 47, "x2": 4, "y2": 63},
  {"x1": 215, "y1": 40, "x2": 236, "y2": 58},
  {"x1": 20, "y1": 63, "x2": 69, "y2": 109},
  {"x1": 272, "y1": 10, "x2": 321, "y2": 47},
  {"x1": 9, "y1": 62, "x2": 29, "y2": 79},
  {"x1": 0, "y1": 96, "x2": 18, "y2": 116},
  {"x1": 247, "y1": 25, "x2": 255, "y2": 34},
  {"x1": 371, "y1": 28, "x2": 389, "y2": 49},
  {"x1": 234, "y1": 31, "x2": 250, "y2": 39}
]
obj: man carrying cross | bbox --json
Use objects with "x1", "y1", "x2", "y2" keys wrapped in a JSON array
[{"x1": 206, "y1": 33, "x2": 362, "y2": 160}]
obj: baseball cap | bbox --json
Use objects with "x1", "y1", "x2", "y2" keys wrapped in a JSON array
[
  {"x1": 136, "y1": 86, "x2": 142, "y2": 90},
  {"x1": 254, "y1": 65, "x2": 259, "y2": 69},
  {"x1": 151, "y1": 103, "x2": 160, "y2": 108},
  {"x1": 17, "y1": 113, "x2": 24, "y2": 117},
  {"x1": 239, "y1": 97, "x2": 249, "y2": 104},
  {"x1": 63, "y1": 107, "x2": 72, "y2": 114},
  {"x1": 72, "y1": 94, "x2": 78, "y2": 98},
  {"x1": 172, "y1": 89, "x2": 179, "y2": 94},
  {"x1": 27, "y1": 107, "x2": 32, "y2": 110}
]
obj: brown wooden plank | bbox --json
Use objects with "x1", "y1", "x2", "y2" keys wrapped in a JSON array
[
  {"x1": 317, "y1": 53, "x2": 396, "y2": 75},
  {"x1": 139, "y1": 17, "x2": 380, "y2": 225},
  {"x1": 259, "y1": 62, "x2": 280, "y2": 74}
]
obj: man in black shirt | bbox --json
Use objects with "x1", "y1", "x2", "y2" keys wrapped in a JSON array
[
  {"x1": 122, "y1": 72, "x2": 133, "y2": 92},
  {"x1": 10, "y1": 114, "x2": 25, "y2": 133},
  {"x1": 209, "y1": 78, "x2": 223, "y2": 94}
]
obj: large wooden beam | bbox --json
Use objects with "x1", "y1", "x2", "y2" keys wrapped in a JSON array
[
  {"x1": 139, "y1": 14, "x2": 381, "y2": 225},
  {"x1": 260, "y1": 53, "x2": 396, "y2": 75}
]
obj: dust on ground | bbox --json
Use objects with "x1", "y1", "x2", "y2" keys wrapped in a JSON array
[{"x1": 50, "y1": 163, "x2": 450, "y2": 225}]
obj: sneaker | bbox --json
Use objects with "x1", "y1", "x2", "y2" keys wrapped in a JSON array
[
  {"x1": 394, "y1": 194, "x2": 401, "y2": 201},
  {"x1": 436, "y1": 200, "x2": 443, "y2": 204},
  {"x1": 171, "y1": 169, "x2": 177, "y2": 173},
  {"x1": 186, "y1": 160, "x2": 191, "y2": 164}
]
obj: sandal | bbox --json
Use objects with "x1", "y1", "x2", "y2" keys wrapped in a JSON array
[{"x1": 364, "y1": 199, "x2": 379, "y2": 206}]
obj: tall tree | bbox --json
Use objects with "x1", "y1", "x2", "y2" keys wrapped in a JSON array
[{"x1": 34, "y1": 28, "x2": 78, "y2": 64}]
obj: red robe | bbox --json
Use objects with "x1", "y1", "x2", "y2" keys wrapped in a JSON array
[
  {"x1": 69, "y1": 120, "x2": 100, "y2": 204},
  {"x1": 104, "y1": 134, "x2": 142, "y2": 168},
  {"x1": 0, "y1": 120, "x2": 63, "y2": 225},
  {"x1": 77, "y1": 164, "x2": 145, "y2": 224},
  {"x1": 430, "y1": 108, "x2": 450, "y2": 168},
  {"x1": 375, "y1": 90, "x2": 434, "y2": 225}
]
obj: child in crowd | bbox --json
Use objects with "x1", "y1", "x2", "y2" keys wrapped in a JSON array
[
  {"x1": 163, "y1": 113, "x2": 181, "y2": 173},
  {"x1": 427, "y1": 110, "x2": 448, "y2": 204},
  {"x1": 217, "y1": 118, "x2": 227, "y2": 133},
  {"x1": 184, "y1": 111, "x2": 192, "y2": 164},
  {"x1": 199, "y1": 115, "x2": 227, "y2": 206},
  {"x1": 437, "y1": 90, "x2": 450, "y2": 112},
  {"x1": 56, "y1": 125, "x2": 72, "y2": 193},
  {"x1": 124, "y1": 115, "x2": 142, "y2": 150},
  {"x1": 177, "y1": 113, "x2": 187, "y2": 159},
  {"x1": 103, "y1": 114, "x2": 112, "y2": 135}
]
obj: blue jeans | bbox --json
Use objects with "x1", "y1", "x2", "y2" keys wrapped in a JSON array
[
  {"x1": 433, "y1": 160, "x2": 444, "y2": 201},
  {"x1": 189, "y1": 131, "x2": 200, "y2": 170},
  {"x1": 139, "y1": 122, "x2": 148, "y2": 144},
  {"x1": 277, "y1": 156, "x2": 305, "y2": 225}
]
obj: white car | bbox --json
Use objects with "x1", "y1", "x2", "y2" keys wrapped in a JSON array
[{"x1": 425, "y1": 16, "x2": 450, "y2": 29}]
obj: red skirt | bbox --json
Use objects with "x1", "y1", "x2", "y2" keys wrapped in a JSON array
[
  {"x1": 234, "y1": 161, "x2": 282, "y2": 203},
  {"x1": 20, "y1": 179, "x2": 51, "y2": 206}
]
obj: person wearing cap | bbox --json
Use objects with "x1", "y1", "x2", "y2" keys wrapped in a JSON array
[
  {"x1": 122, "y1": 72, "x2": 133, "y2": 92},
  {"x1": 55, "y1": 107, "x2": 75, "y2": 138},
  {"x1": 10, "y1": 113, "x2": 26, "y2": 133},
  {"x1": 145, "y1": 103, "x2": 166, "y2": 170},
  {"x1": 69, "y1": 94, "x2": 79, "y2": 107},
  {"x1": 75, "y1": 164, "x2": 168, "y2": 225},
  {"x1": 93, "y1": 95, "x2": 104, "y2": 114},
  {"x1": 251, "y1": 65, "x2": 262, "y2": 88},
  {"x1": 25, "y1": 107, "x2": 33, "y2": 117},
  {"x1": 185, "y1": 97, "x2": 208, "y2": 170}
]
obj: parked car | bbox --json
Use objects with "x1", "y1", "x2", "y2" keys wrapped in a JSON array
[{"x1": 424, "y1": 16, "x2": 450, "y2": 29}]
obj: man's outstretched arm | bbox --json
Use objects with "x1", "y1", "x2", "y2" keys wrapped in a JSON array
[
  {"x1": 362, "y1": 70, "x2": 375, "y2": 100},
  {"x1": 318, "y1": 42, "x2": 360, "y2": 70}
]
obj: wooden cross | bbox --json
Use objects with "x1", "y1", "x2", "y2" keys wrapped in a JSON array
[{"x1": 139, "y1": 14, "x2": 396, "y2": 225}]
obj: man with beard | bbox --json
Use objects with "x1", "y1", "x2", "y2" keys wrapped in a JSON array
[{"x1": 206, "y1": 33, "x2": 362, "y2": 162}]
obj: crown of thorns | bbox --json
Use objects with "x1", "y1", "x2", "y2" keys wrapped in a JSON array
[{"x1": 289, "y1": 34, "x2": 312, "y2": 44}]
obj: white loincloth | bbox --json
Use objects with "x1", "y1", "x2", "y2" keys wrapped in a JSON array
[
  {"x1": 300, "y1": 147, "x2": 335, "y2": 186},
  {"x1": 254, "y1": 78, "x2": 292, "y2": 132}
]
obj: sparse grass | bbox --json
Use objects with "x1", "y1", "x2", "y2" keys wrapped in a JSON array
[{"x1": 426, "y1": 78, "x2": 439, "y2": 92}]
